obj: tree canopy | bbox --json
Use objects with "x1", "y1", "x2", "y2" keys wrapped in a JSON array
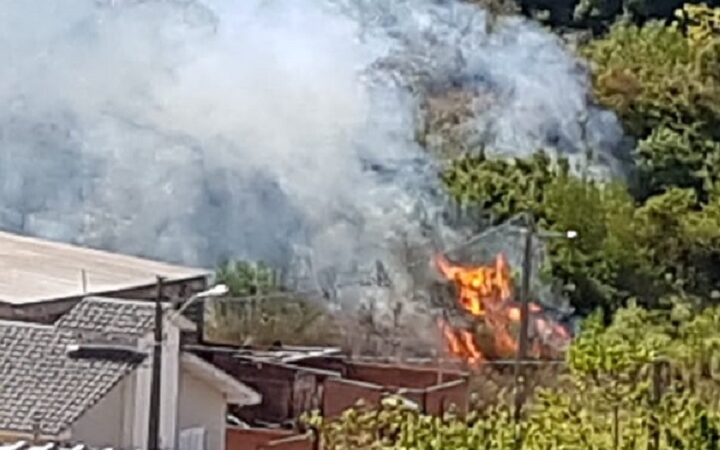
[{"x1": 442, "y1": 3, "x2": 720, "y2": 316}]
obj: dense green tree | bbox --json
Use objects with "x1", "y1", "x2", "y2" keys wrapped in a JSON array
[
  {"x1": 215, "y1": 259, "x2": 279, "y2": 297},
  {"x1": 443, "y1": 154, "x2": 720, "y2": 314},
  {"x1": 582, "y1": 3, "x2": 720, "y2": 199},
  {"x1": 443, "y1": 153, "x2": 648, "y2": 314},
  {"x1": 518, "y1": 0, "x2": 719, "y2": 31},
  {"x1": 441, "y1": 4, "x2": 720, "y2": 315}
]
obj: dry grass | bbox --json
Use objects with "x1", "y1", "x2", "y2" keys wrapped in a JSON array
[{"x1": 204, "y1": 296, "x2": 345, "y2": 347}]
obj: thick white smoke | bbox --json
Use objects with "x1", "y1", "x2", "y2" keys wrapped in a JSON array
[{"x1": 0, "y1": 0, "x2": 626, "y2": 288}]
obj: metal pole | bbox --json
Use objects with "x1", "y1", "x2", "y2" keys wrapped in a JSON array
[
  {"x1": 514, "y1": 213, "x2": 534, "y2": 422},
  {"x1": 81, "y1": 269, "x2": 88, "y2": 293},
  {"x1": 147, "y1": 276, "x2": 165, "y2": 450}
]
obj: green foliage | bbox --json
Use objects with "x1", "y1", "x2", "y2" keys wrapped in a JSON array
[
  {"x1": 215, "y1": 259, "x2": 278, "y2": 297},
  {"x1": 441, "y1": 151, "x2": 567, "y2": 223},
  {"x1": 635, "y1": 125, "x2": 720, "y2": 199},
  {"x1": 441, "y1": 5, "x2": 720, "y2": 315},
  {"x1": 306, "y1": 305, "x2": 720, "y2": 449},
  {"x1": 515, "y1": 0, "x2": 716, "y2": 31},
  {"x1": 582, "y1": 4, "x2": 720, "y2": 199},
  {"x1": 303, "y1": 399, "x2": 520, "y2": 450},
  {"x1": 443, "y1": 150, "x2": 720, "y2": 313},
  {"x1": 443, "y1": 153, "x2": 645, "y2": 313}
]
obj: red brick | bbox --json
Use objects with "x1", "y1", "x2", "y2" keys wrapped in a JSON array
[
  {"x1": 424, "y1": 379, "x2": 469, "y2": 415},
  {"x1": 322, "y1": 377, "x2": 383, "y2": 417},
  {"x1": 226, "y1": 427, "x2": 313, "y2": 450}
]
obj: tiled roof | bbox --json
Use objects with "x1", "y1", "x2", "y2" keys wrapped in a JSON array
[
  {"x1": 0, "y1": 440, "x2": 112, "y2": 450},
  {"x1": 0, "y1": 298, "x2": 156, "y2": 436},
  {"x1": 55, "y1": 297, "x2": 156, "y2": 338}
]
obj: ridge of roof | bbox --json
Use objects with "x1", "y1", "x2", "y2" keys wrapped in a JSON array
[
  {"x1": 0, "y1": 319, "x2": 53, "y2": 329},
  {"x1": 54, "y1": 297, "x2": 156, "y2": 338}
]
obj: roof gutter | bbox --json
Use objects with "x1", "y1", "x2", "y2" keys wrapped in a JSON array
[
  {"x1": 1, "y1": 273, "x2": 210, "y2": 307},
  {"x1": 0, "y1": 430, "x2": 69, "y2": 444}
]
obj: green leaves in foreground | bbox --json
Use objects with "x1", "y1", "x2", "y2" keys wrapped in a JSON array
[{"x1": 306, "y1": 305, "x2": 720, "y2": 450}]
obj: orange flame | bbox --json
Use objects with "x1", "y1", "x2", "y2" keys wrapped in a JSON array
[
  {"x1": 435, "y1": 253, "x2": 512, "y2": 317},
  {"x1": 459, "y1": 330, "x2": 483, "y2": 364},
  {"x1": 435, "y1": 252, "x2": 570, "y2": 363},
  {"x1": 439, "y1": 320, "x2": 484, "y2": 364}
]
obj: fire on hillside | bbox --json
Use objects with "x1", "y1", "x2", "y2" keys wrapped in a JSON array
[{"x1": 435, "y1": 253, "x2": 571, "y2": 364}]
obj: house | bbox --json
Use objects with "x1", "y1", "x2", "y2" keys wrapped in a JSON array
[
  {"x1": 0, "y1": 231, "x2": 210, "y2": 323},
  {"x1": 0, "y1": 297, "x2": 260, "y2": 450}
]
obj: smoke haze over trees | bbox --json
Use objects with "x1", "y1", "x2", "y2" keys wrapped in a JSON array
[
  {"x1": 1, "y1": 0, "x2": 719, "y2": 323},
  {"x1": 4, "y1": 1, "x2": 720, "y2": 445},
  {"x1": 0, "y1": 0, "x2": 625, "y2": 292}
]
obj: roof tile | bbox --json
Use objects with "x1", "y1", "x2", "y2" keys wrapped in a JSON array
[{"x1": 0, "y1": 298, "x2": 156, "y2": 435}]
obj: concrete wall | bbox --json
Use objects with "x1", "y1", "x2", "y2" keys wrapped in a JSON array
[
  {"x1": 133, "y1": 334, "x2": 154, "y2": 449},
  {"x1": 132, "y1": 319, "x2": 189, "y2": 450},
  {"x1": 82, "y1": 343, "x2": 229, "y2": 450},
  {"x1": 161, "y1": 322, "x2": 182, "y2": 449},
  {"x1": 424, "y1": 379, "x2": 469, "y2": 415},
  {"x1": 72, "y1": 377, "x2": 135, "y2": 448},
  {"x1": 178, "y1": 371, "x2": 227, "y2": 450}
]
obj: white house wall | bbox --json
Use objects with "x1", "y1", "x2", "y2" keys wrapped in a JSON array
[
  {"x1": 132, "y1": 318, "x2": 182, "y2": 450},
  {"x1": 73, "y1": 319, "x2": 230, "y2": 450},
  {"x1": 178, "y1": 371, "x2": 226, "y2": 450},
  {"x1": 133, "y1": 335, "x2": 153, "y2": 450},
  {"x1": 71, "y1": 377, "x2": 130, "y2": 448}
]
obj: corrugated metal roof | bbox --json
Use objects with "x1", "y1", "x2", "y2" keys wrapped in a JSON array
[{"x1": 0, "y1": 231, "x2": 209, "y2": 305}]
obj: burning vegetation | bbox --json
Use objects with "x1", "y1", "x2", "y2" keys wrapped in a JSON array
[{"x1": 435, "y1": 252, "x2": 570, "y2": 363}]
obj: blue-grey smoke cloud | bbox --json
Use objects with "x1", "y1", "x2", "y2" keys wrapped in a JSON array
[{"x1": 0, "y1": 0, "x2": 626, "y2": 290}]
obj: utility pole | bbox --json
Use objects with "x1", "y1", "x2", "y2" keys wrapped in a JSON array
[
  {"x1": 514, "y1": 212, "x2": 534, "y2": 422},
  {"x1": 147, "y1": 276, "x2": 165, "y2": 450}
]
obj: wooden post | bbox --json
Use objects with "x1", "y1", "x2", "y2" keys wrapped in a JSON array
[{"x1": 81, "y1": 269, "x2": 88, "y2": 294}]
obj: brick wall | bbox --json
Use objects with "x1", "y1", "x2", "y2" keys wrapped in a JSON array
[
  {"x1": 296, "y1": 358, "x2": 465, "y2": 389},
  {"x1": 346, "y1": 362, "x2": 463, "y2": 389},
  {"x1": 322, "y1": 378, "x2": 384, "y2": 418},
  {"x1": 424, "y1": 379, "x2": 469, "y2": 415},
  {"x1": 226, "y1": 427, "x2": 313, "y2": 450},
  {"x1": 295, "y1": 358, "x2": 470, "y2": 418}
]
